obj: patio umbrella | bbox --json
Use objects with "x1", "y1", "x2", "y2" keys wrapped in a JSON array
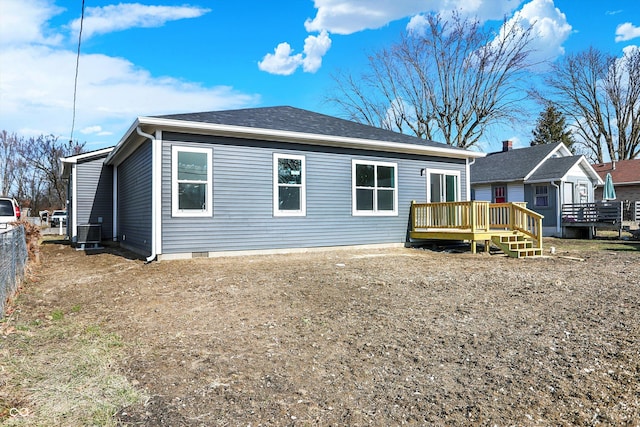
[{"x1": 603, "y1": 172, "x2": 616, "y2": 201}]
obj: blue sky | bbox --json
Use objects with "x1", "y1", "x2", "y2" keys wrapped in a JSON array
[{"x1": 1, "y1": 0, "x2": 639, "y2": 153}]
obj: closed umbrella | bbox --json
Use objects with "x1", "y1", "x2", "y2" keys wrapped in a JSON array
[{"x1": 603, "y1": 172, "x2": 616, "y2": 201}]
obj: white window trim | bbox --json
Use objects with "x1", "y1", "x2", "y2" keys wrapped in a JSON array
[
  {"x1": 171, "y1": 145, "x2": 212, "y2": 217},
  {"x1": 352, "y1": 159, "x2": 398, "y2": 216},
  {"x1": 425, "y1": 169, "x2": 461, "y2": 203},
  {"x1": 273, "y1": 153, "x2": 306, "y2": 217}
]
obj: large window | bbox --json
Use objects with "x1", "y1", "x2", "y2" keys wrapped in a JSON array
[
  {"x1": 172, "y1": 146, "x2": 212, "y2": 217},
  {"x1": 352, "y1": 160, "x2": 397, "y2": 216},
  {"x1": 274, "y1": 154, "x2": 306, "y2": 216},
  {"x1": 534, "y1": 185, "x2": 549, "y2": 207}
]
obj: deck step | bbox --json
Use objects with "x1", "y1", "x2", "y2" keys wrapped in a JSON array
[{"x1": 491, "y1": 234, "x2": 542, "y2": 259}]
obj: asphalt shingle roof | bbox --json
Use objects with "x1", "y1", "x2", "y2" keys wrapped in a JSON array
[
  {"x1": 592, "y1": 159, "x2": 640, "y2": 184},
  {"x1": 155, "y1": 106, "x2": 465, "y2": 152},
  {"x1": 470, "y1": 143, "x2": 561, "y2": 183},
  {"x1": 527, "y1": 156, "x2": 580, "y2": 181}
]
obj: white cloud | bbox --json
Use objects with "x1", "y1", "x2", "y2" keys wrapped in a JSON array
[
  {"x1": 0, "y1": 0, "x2": 63, "y2": 46},
  {"x1": 305, "y1": 0, "x2": 523, "y2": 35},
  {"x1": 499, "y1": 0, "x2": 572, "y2": 66},
  {"x1": 615, "y1": 22, "x2": 640, "y2": 42},
  {"x1": 259, "y1": 31, "x2": 332, "y2": 75},
  {"x1": 261, "y1": 0, "x2": 524, "y2": 75},
  {"x1": 0, "y1": 45, "x2": 258, "y2": 140},
  {"x1": 302, "y1": 30, "x2": 333, "y2": 72},
  {"x1": 258, "y1": 43, "x2": 303, "y2": 76},
  {"x1": 0, "y1": 2, "x2": 259, "y2": 147},
  {"x1": 69, "y1": 3, "x2": 211, "y2": 39}
]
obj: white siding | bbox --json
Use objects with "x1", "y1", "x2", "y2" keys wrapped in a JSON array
[
  {"x1": 507, "y1": 182, "x2": 525, "y2": 202},
  {"x1": 474, "y1": 185, "x2": 491, "y2": 201}
]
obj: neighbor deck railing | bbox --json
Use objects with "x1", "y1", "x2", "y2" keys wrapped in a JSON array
[{"x1": 411, "y1": 201, "x2": 543, "y2": 248}]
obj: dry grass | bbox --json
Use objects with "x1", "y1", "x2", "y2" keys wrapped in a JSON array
[{"x1": 0, "y1": 310, "x2": 146, "y2": 426}]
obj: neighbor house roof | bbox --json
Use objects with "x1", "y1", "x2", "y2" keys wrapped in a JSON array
[
  {"x1": 592, "y1": 159, "x2": 640, "y2": 185},
  {"x1": 471, "y1": 143, "x2": 564, "y2": 184},
  {"x1": 471, "y1": 142, "x2": 602, "y2": 185},
  {"x1": 105, "y1": 106, "x2": 484, "y2": 165}
]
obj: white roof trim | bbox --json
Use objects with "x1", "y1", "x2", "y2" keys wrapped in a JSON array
[
  {"x1": 523, "y1": 143, "x2": 565, "y2": 181},
  {"x1": 105, "y1": 116, "x2": 485, "y2": 164},
  {"x1": 60, "y1": 147, "x2": 114, "y2": 164}
]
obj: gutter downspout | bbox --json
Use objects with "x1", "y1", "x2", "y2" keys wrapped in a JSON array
[
  {"x1": 467, "y1": 157, "x2": 476, "y2": 201},
  {"x1": 136, "y1": 127, "x2": 158, "y2": 263},
  {"x1": 551, "y1": 180, "x2": 560, "y2": 236}
]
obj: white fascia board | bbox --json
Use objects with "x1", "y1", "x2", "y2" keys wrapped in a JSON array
[
  {"x1": 60, "y1": 147, "x2": 114, "y2": 178},
  {"x1": 133, "y1": 116, "x2": 486, "y2": 160},
  {"x1": 60, "y1": 147, "x2": 114, "y2": 164},
  {"x1": 523, "y1": 143, "x2": 564, "y2": 181}
]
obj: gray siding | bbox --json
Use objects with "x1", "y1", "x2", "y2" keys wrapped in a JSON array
[
  {"x1": 76, "y1": 159, "x2": 113, "y2": 239},
  {"x1": 118, "y1": 141, "x2": 152, "y2": 255},
  {"x1": 524, "y1": 183, "x2": 558, "y2": 227},
  {"x1": 160, "y1": 133, "x2": 467, "y2": 254}
]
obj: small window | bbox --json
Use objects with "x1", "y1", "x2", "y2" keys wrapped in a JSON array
[
  {"x1": 352, "y1": 160, "x2": 398, "y2": 216},
  {"x1": 172, "y1": 146, "x2": 212, "y2": 217},
  {"x1": 534, "y1": 185, "x2": 549, "y2": 207},
  {"x1": 274, "y1": 154, "x2": 306, "y2": 216}
]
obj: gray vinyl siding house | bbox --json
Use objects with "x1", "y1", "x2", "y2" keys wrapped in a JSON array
[
  {"x1": 61, "y1": 148, "x2": 114, "y2": 243},
  {"x1": 63, "y1": 107, "x2": 483, "y2": 260}
]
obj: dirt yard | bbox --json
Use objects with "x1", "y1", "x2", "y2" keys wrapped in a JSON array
[{"x1": 5, "y1": 238, "x2": 640, "y2": 425}]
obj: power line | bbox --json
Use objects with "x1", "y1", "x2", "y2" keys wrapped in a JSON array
[{"x1": 70, "y1": 0, "x2": 85, "y2": 143}]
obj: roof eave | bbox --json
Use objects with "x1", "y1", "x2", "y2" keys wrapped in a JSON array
[{"x1": 111, "y1": 116, "x2": 485, "y2": 161}]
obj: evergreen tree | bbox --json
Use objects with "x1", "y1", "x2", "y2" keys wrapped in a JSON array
[{"x1": 530, "y1": 105, "x2": 576, "y2": 152}]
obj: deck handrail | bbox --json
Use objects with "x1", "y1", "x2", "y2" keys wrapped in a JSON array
[
  {"x1": 411, "y1": 201, "x2": 543, "y2": 248},
  {"x1": 561, "y1": 202, "x2": 623, "y2": 224}
]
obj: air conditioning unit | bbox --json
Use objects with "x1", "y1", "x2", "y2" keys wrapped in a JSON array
[{"x1": 77, "y1": 224, "x2": 102, "y2": 250}]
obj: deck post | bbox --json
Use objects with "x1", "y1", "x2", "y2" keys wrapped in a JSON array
[{"x1": 470, "y1": 201, "x2": 477, "y2": 233}]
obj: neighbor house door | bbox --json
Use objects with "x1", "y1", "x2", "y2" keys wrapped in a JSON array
[{"x1": 563, "y1": 182, "x2": 574, "y2": 206}]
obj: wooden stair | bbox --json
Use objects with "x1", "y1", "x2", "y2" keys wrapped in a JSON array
[{"x1": 491, "y1": 232, "x2": 542, "y2": 258}]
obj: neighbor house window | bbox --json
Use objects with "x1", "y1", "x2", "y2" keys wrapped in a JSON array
[
  {"x1": 274, "y1": 154, "x2": 306, "y2": 216},
  {"x1": 172, "y1": 146, "x2": 212, "y2": 217},
  {"x1": 534, "y1": 185, "x2": 549, "y2": 207},
  {"x1": 352, "y1": 160, "x2": 398, "y2": 216}
]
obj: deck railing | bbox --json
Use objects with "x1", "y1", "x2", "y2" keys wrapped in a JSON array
[
  {"x1": 561, "y1": 202, "x2": 622, "y2": 224},
  {"x1": 411, "y1": 201, "x2": 543, "y2": 247}
]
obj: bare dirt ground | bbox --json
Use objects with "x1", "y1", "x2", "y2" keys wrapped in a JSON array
[{"x1": 7, "y1": 238, "x2": 640, "y2": 425}]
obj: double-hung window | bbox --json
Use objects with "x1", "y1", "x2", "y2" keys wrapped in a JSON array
[
  {"x1": 274, "y1": 154, "x2": 306, "y2": 216},
  {"x1": 534, "y1": 185, "x2": 549, "y2": 207},
  {"x1": 172, "y1": 146, "x2": 212, "y2": 217},
  {"x1": 352, "y1": 160, "x2": 398, "y2": 216}
]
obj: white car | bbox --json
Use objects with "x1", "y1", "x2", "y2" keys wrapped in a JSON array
[
  {"x1": 50, "y1": 210, "x2": 67, "y2": 227},
  {"x1": 0, "y1": 197, "x2": 21, "y2": 230}
]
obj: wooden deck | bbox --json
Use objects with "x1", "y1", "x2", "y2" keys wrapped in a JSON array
[
  {"x1": 409, "y1": 201, "x2": 544, "y2": 257},
  {"x1": 561, "y1": 202, "x2": 623, "y2": 238}
]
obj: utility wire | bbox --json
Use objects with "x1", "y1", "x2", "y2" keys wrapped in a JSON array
[{"x1": 70, "y1": 0, "x2": 85, "y2": 143}]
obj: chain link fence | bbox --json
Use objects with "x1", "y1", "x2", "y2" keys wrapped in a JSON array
[{"x1": 1, "y1": 225, "x2": 28, "y2": 319}]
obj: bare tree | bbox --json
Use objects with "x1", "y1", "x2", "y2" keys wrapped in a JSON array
[
  {"x1": 328, "y1": 13, "x2": 535, "y2": 149},
  {"x1": 541, "y1": 46, "x2": 640, "y2": 162},
  {"x1": 0, "y1": 131, "x2": 21, "y2": 196},
  {"x1": 18, "y1": 135, "x2": 84, "y2": 209}
]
